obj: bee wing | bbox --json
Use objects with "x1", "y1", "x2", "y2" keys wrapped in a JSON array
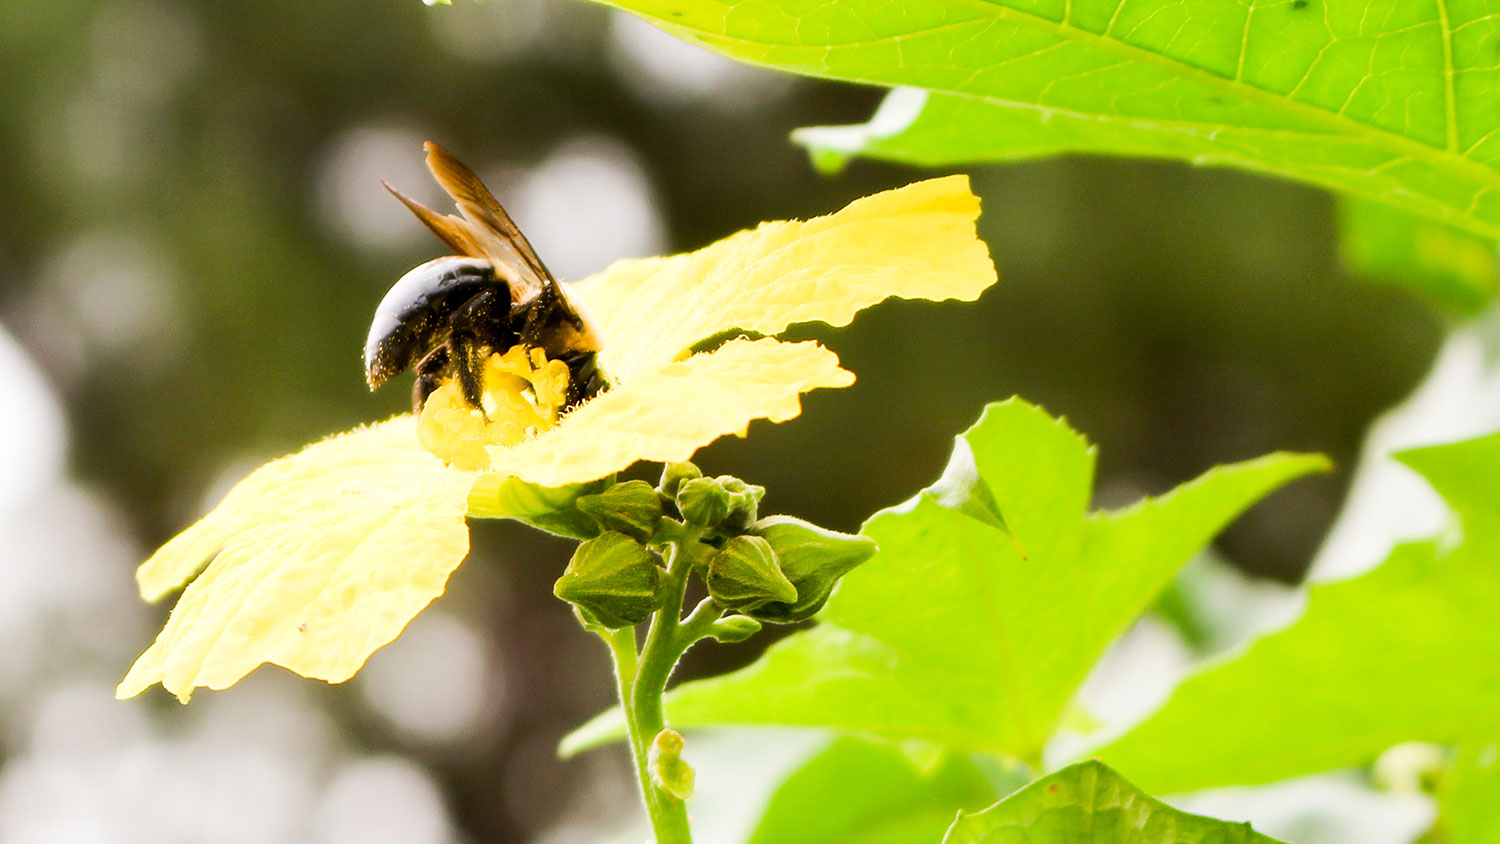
[
  {"x1": 421, "y1": 141, "x2": 557, "y2": 300},
  {"x1": 381, "y1": 180, "x2": 487, "y2": 259}
]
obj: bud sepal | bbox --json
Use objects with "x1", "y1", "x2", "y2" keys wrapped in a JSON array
[
  {"x1": 676, "y1": 475, "x2": 766, "y2": 532},
  {"x1": 704, "y1": 535, "x2": 797, "y2": 613},
  {"x1": 575, "y1": 480, "x2": 665, "y2": 543},
  {"x1": 554, "y1": 531, "x2": 662, "y2": 628},
  {"x1": 468, "y1": 474, "x2": 609, "y2": 539},
  {"x1": 744, "y1": 516, "x2": 878, "y2": 623},
  {"x1": 658, "y1": 462, "x2": 703, "y2": 503},
  {"x1": 676, "y1": 476, "x2": 731, "y2": 528}
]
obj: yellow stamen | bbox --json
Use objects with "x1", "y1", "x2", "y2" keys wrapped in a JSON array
[{"x1": 416, "y1": 347, "x2": 573, "y2": 470}]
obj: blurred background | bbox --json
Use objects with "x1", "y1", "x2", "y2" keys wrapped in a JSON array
[{"x1": 0, "y1": 0, "x2": 1452, "y2": 841}]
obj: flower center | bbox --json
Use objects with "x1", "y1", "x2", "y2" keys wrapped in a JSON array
[{"x1": 416, "y1": 346, "x2": 574, "y2": 470}]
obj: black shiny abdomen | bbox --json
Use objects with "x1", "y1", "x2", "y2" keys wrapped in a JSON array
[{"x1": 365, "y1": 256, "x2": 512, "y2": 388}]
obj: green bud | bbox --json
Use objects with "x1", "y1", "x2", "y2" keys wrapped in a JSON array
[
  {"x1": 575, "y1": 480, "x2": 664, "y2": 543},
  {"x1": 745, "y1": 516, "x2": 878, "y2": 623},
  {"x1": 468, "y1": 474, "x2": 610, "y2": 540},
  {"x1": 718, "y1": 476, "x2": 766, "y2": 534},
  {"x1": 675, "y1": 474, "x2": 765, "y2": 532},
  {"x1": 649, "y1": 730, "x2": 695, "y2": 801},
  {"x1": 705, "y1": 535, "x2": 797, "y2": 613},
  {"x1": 658, "y1": 462, "x2": 702, "y2": 500},
  {"x1": 676, "y1": 476, "x2": 731, "y2": 527},
  {"x1": 554, "y1": 532, "x2": 661, "y2": 628},
  {"x1": 707, "y1": 614, "x2": 762, "y2": 644}
]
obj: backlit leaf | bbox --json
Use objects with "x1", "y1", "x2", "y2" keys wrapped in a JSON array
[
  {"x1": 943, "y1": 760, "x2": 1287, "y2": 844},
  {"x1": 592, "y1": 0, "x2": 1500, "y2": 245},
  {"x1": 562, "y1": 400, "x2": 1326, "y2": 759},
  {"x1": 747, "y1": 737, "x2": 1009, "y2": 844},
  {"x1": 1100, "y1": 429, "x2": 1500, "y2": 792}
]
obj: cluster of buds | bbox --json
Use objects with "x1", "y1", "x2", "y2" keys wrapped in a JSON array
[{"x1": 551, "y1": 462, "x2": 877, "y2": 632}]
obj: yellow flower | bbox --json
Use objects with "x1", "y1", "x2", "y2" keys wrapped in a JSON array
[{"x1": 118, "y1": 175, "x2": 997, "y2": 702}]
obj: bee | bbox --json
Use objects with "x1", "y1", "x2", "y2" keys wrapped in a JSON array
[{"x1": 364, "y1": 142, "x2": 605, "y2": 414}]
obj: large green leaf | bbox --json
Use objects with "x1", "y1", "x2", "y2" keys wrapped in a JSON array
[
  {"x1": 746, "y1": 737, "x2": 1014, "y2": 844},
  {"x1": 1099, "y1": 429, "x2": 1500, "y2": 793},
  {"x1": 943, "y1": 760, "x2": 1288, "y2": 844},
  {"x1": 591, "y1": 0, "x2": 1500, "y2": 241},
  {"x1": 563, "y1": 400, "x2": 1325, "y2": 760}
]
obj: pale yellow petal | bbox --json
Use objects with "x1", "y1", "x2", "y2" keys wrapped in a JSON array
[
  {"x1": 118, "y1": 418, "x2": 476, "y2": 701},
  {"x1": 135, "y1": 420, "x2": 437, "y2": 600},
  {"x1": 573, "y1": 176, "x2": 995, "y2": 382},
  {"x1": 488, "y1": 338, "x2": 854, "y2": 487}
]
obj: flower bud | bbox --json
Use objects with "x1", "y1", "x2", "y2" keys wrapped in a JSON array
[
  {"x1": 468, "y1": 474, "x2": 609, "y2": 540},
  {"x1": 707, "y1": 614, "x2": 762, "y2": 644},
  {"x1": 649, "y1": 730, "x2": 695, "y2": 801},
  {"x1": 553, "y1": 532, "x2": 661, "y2": 628},
  {"x1": 575, "y1": 480, "x2": 664, "y2": 543},
  {"x1": 718, "y1": 477, "x2": 766, "y2": 534},
  {"x1": 658, "y1": 462, "x2": 702, "y2": 500},
  {"x1": 704, "y1": 535, "x2": 797, "y2": 613},
  {"x1": 745, "y1": 516, "x2": 877, "y2": 623},
  {"x1": 676, "y1": 474, "x2": 765, "y2": 532},
  {"x1": 676, "y1": 477, "x2": 732, "y2": 527}
]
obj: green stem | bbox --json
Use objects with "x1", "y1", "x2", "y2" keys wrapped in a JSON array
[
  {"x1": 631, "y1": 538, "x2": 695, "y2": 843},
  {"x1": 601, "y1": 625, "x2": 659, "y2": 831},
  {"x1": 600, "y1": 530, "x2": 722, "y2": 844}
]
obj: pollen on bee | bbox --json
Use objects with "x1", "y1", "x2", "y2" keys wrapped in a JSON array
[{"x1": 416, "y1": 347, "x2": 574, "y2": 470}]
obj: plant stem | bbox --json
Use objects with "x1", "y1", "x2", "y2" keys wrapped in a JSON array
[
  {"x1": 601, "y1": 625, "x2": 657, "y2": 832},
  {"x1": 603, "y1": 534, "x2": 709, "y2": 844}
]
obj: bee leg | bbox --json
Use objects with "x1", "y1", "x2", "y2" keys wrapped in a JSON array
[
  {"x1": 411, "y1": 345, "x2": 451, "y2": 412},
  {"x1": 448, "y1": 332, "x2": 489, "y2": 417},
  {"x1": 445, "y1": 288, "x2": 514, "y2": 417},
  {"x1": 559, "y1": 350, "x2": 604, "y2": 408}
]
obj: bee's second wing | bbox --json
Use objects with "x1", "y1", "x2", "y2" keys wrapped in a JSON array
[
  {"x1": 422, "y1": 141, "x2": 556, "y2": 300},
  {"x1": 382, "y1": 180, "x2": 485, "y2": 259}
]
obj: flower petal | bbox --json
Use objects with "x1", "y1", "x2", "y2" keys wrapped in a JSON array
[
  {"x1": 118, "y1": 418, "x2": 475, "y2": 702},
  {"x1": 574, "y1": 175, "x2": 995, "y2": 382},
  {"x1": 488, "y1": 337, "x2": 854, "y2": 487}
]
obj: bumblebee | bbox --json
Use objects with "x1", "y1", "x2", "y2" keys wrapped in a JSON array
[{"x1": 365, "y1": 142, "x2": 605, "y2": 413}]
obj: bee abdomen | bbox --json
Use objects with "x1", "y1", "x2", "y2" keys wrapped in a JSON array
[{"x1": 364, "y1": 256, "x2": 507, "y2": 388}]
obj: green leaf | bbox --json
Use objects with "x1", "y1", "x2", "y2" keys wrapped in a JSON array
[
  {"x1": 1099, "y1": 428, "x2": 1500, "y2": 793},
  {"x1": 1440, "y1": 742, "x2": 1500, "y2": 844},
  {"x1": 562, "y1": 399, "x2": 1326, "y2": 759},
  {"x1": 746, "y1": 737, "x2": 1010, "y2": 844},
  {"x1": 592, "y1": 0, "x2": 1500, "y2": 242},
  {"x1": 943, "y1": 760, "x2": 1288, "y2": 844},
  {"x1": 1338, "y1": 198, "x2": 1498, "y2": 314}
]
